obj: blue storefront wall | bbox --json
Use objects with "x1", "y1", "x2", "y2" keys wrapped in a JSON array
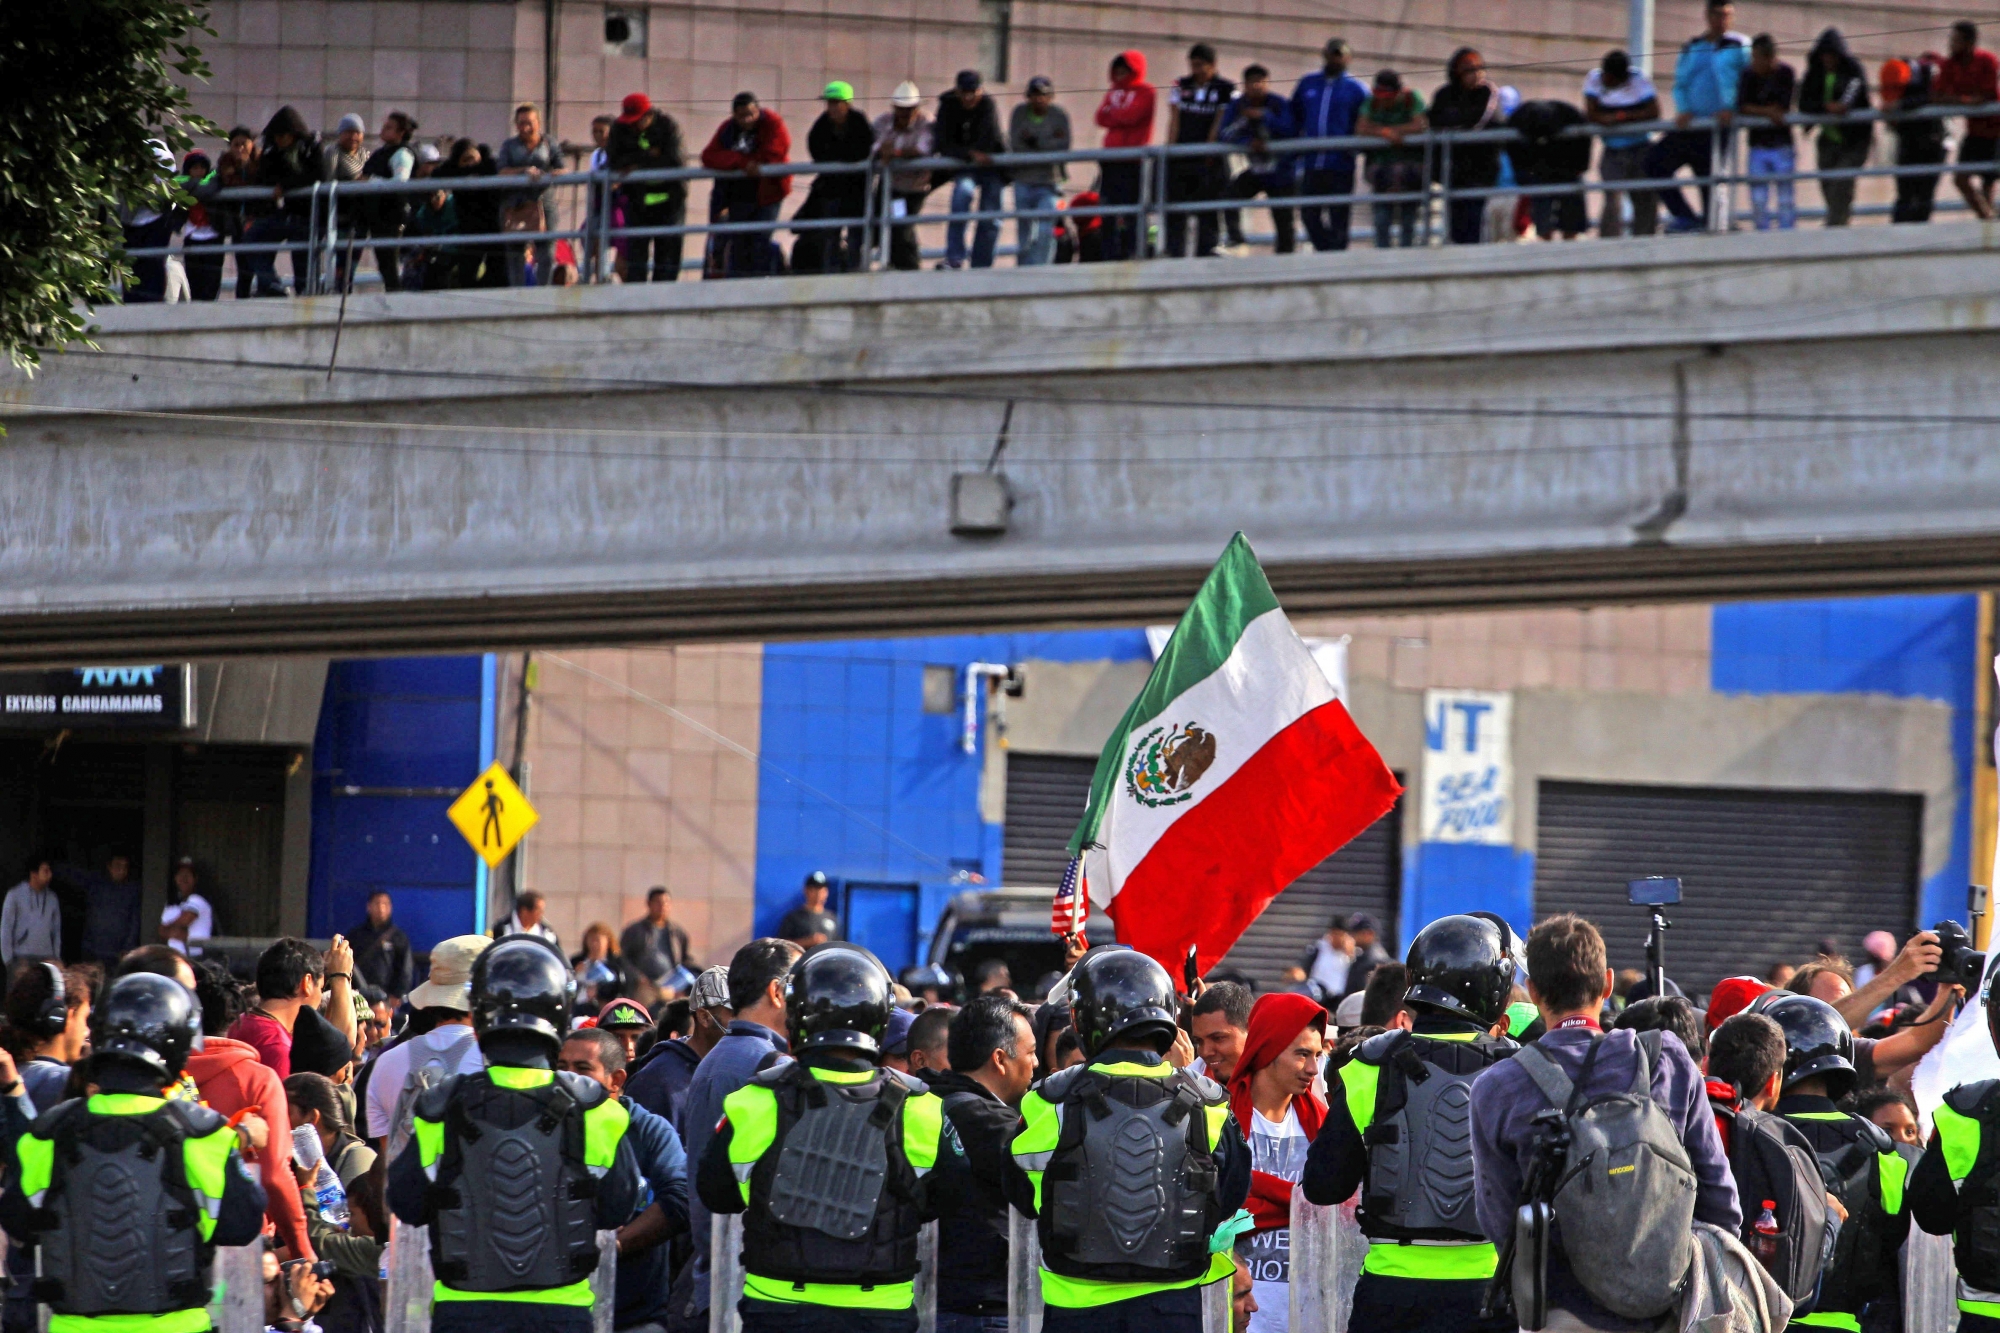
[
  {"x1": 1711, "y1": 594, "x2": 1977, "y2": 930},
  {"x1": 308, "y1": 656, "x2": 493, "y2": 952},
  {"x1": 1400, "y1": 595, "x2": 1977, "y2": 945},
  {"x1": 755, "y1": 630, "x2": 1152, "y2": 972}
]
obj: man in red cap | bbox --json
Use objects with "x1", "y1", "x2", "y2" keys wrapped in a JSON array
[
  {"x1": 607, "y1": 91, "x2": 686, "y2": 281},
  {"x1": 1226, "y1": 993, "x2": 1326, "y2": 1333}
]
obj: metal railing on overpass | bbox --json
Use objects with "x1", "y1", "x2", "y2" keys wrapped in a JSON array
[{"x1": 114, "y1": 100, "x2": 2000, "y2": 297}]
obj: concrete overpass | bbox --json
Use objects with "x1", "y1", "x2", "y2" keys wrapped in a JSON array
[{"x1": 5, "y1": 224, "x2": 2000, "y2": 664}]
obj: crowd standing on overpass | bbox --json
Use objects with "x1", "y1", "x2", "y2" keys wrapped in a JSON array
[
  {"x1": 122, "y1": 7, "x2": 2000, "y2": 300},
  {"x1": 0, "y1": 857, "x2": 1990, "y2": 1333}
]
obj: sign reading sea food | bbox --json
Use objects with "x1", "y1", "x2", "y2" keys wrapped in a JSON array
[{"x1": 1421, "y1": 689, "x2": 1513, "y2": 844}]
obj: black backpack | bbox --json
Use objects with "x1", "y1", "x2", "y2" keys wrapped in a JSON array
[{"x1": 1715, "y1": 1100, "x2": 1830, "y2": 1305}]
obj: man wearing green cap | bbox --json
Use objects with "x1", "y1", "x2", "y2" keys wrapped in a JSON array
[{"x1": 795, "y1": 79, "x2": 876, "y2": 272}]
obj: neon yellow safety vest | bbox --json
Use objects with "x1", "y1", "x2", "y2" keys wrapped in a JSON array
[
  {"x1": 721, "y1": 1065, "x2": 947, "y2": 1311},
  {"x1": 411, "y1": 1066, "x2": 631, "y2": 1308},
  {"x1": 1334, "y1": 1031, "x2": 1500, "y2": 1281},
  {"x1": 1010, "y1": 1059, "x2": 1236, "y2": 1308},
  {"x1": 15, "y1": 1094, "x2": 241, "y2": 1333},
  {"x1": 1931, "y1": 1090, "x2": 2000, "y2": 1320}
]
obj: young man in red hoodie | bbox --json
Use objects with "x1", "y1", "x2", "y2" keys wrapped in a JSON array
[
  {"x1": 1095, "y1": 50, "x2": 1155, "y2": 260},
  {"x1": 700, "y1": 92, "x2": 792, "y2": 276},
  {"x1": 117, "y1": 948, "x2": 319, "y2": 1265}
]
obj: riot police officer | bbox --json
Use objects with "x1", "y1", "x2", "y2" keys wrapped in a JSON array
[
  {"x1": 0, "y1": 973, "x2": 268, "y2": 1333},
  {"x1": 697, "y1": 944, "x2": 962, "y2": 1333},
  {"x1": 387, "y1": 935, "x2": 641, "y2": 1333},
  {"x1": 1301, "y1": 913, "x2": 1520, "y2": 1333},
  {"x1": 1913, "y1": 963, "x2": 2000, "y2": 1331},
  {"x1": 1003, "y1": 947, "x2": 1250, "y2": 1333},
  {"x1": 1756, "y1": 992, "x2": 1915, "y2": 1333}
]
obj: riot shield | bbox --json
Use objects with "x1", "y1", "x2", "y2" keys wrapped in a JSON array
[
  {"x1": 710, "y1": 1212, "x2": 745, "y2": 1333},
  {"x1": 386, "y1": 1218, "x2": 434, "y2": 1333},
  {"x1": 592, "y1": 1229, "x2": 619, "y2": 1333},
  {"x1": 1008, "y1": 1206, "x2": 1044, "y2": 1333},
  {"x1": 1904, "y1": 1226, "x2": 1961, "y2": 1333}
]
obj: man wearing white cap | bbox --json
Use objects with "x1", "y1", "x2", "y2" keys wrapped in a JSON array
[
  {"x1": 362, "y1": 934, "x2": 491, "y2": 1153},
  {"x1": 323, "y1": 114, "x2": 369, "y2": 292},
  {"x1": 872, "y1": 81, "x2": 935, "y2": 270}
]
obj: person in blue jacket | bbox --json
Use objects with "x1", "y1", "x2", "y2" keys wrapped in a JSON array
[
  {"x1": 1646, "y1": 0, "x2": 1750, "y2": 229},
  {"x1": 1220, "y1": 64, "x2": 1300, "y2": 252},
  {"x1": 1290, "y1": 38, "x2": 1372, "y2": 250}
]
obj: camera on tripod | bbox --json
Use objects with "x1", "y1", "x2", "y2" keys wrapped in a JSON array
[{"x1": 1925, "y1": 919, "x2": 1987, "y2": 990}]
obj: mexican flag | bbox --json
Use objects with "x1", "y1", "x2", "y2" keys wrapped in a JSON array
[{"x1": 1067, "y1": 534, "x2": 1401, "y2": 975}]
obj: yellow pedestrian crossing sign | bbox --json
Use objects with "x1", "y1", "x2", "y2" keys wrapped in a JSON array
[{"x1": 447, "y1": 762, "x2": 538, "y2": 868}]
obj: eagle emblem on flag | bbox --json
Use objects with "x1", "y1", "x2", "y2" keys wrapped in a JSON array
[{"x1": 1123, "y1": 721, "x2": 1218, "y2": 807}]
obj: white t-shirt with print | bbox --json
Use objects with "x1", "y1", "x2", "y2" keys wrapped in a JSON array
[
  {"x1": 1241, "y1": 1104, "x2": 1311, "y2": 1333},
  {"x1": 163, "y1": 894, "x2": 212, "y2": 956}
]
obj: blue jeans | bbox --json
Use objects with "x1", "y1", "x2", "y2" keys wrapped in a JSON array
[
  {"x1": 1747, "y1": 144, "x2": 1795, "y2": 230},
  {"x1": 948, "y1": 172, "x2": 1005, "y2": 267},
  {"x1": 1014, "y1": 181, "x2": 1060, "y2": 265}
]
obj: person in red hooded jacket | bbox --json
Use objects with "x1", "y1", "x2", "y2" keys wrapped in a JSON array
[
  {"x1": 1095, "y1": 50, "x2": 1156, "y2": 260},
  {"x1": 700, "y1": 92, "x2": 792, "y2": 276},
  {"x1": 1226, "y1": 992, "x2": 1326, "y2": 1333}
]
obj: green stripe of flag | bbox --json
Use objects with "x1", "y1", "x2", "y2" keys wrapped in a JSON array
[{"x1": 1068, "y1": 532, "x2": 1281, "y2": 855}]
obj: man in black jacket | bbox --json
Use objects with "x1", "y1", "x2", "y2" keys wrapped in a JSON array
[
  {"x1": 936, "y1": 70, "x2": 1009, "y2": 268},
  {"x1": 350, "y1": 890, "x2": 413, "y2": 998},
  {"x1": 925, "y1": 994, "x2": 1038, "y2": 1333},
  {"x1": 794, "y1": 82, "x2": 876, "y2": 272},
  {"x1": 609, "y1": 92, "x2": 687, "y2": 281}
]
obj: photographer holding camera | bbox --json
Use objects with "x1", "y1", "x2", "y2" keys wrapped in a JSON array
[{"x1": 1794, "y1": 928, "x2": 1967, "y2": 1086}]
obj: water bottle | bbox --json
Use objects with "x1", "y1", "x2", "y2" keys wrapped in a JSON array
[
  {"x1": 313, "y1": 1158, "x2": 350, "y2": 1229},
  {"x1": 1751, "y1": 1199, "x2": 1782, "y2": 1271}
]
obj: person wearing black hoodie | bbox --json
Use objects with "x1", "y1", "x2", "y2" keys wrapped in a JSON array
[
  {"x1": 793, "y1": 82, "x2": 876, "y2": 273},
  {"x1": 936, "y1": 70, "x2": 1009, "y2": 269},
  {"x1": 245, "y1": 106, "x2": 320, "y2": 295},
  {"x1": 1799, "y1": 28, "x2": 1872, "y2": 225},
  {"x1": 438, "y1": 137, "x2": 507, "y2": 287},
  {"x1": 925, "y1": 995, "x2": 1037, "y2": 1333}
]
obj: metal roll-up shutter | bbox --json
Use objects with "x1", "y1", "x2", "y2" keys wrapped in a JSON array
[
  {"x1": 1535, "y1": 780, "x2": 1922, "y2": 1000},
  {"x1": 1003, "y1": 752, "x2": 1403, "y2": 993},
  {"x1": 1002, "y1": 753, "x2": 1098, "y2": 887},
  {"x1": 1218, "y1": 795, "x2": 1402, "y2": 993}
]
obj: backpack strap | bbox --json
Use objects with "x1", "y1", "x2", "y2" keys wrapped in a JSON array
[
  {"x1": 1629, "y1": 1031, "x2": 1662, "y2": 1100},
  {"x1": 1512, "y1": 1040, "x2": 1579, "y2": 1110},
  {"x1": 868, "y1": 1073, "x2": 909, "y2": 1128}
]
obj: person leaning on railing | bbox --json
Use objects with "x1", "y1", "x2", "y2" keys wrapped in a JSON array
[
  {"x1": 1881, "y1": 53, "x2": 1949, "y2": 224},
  {"x1": 1800, "y1": 27, "x2": 1872, "y2": 227},
  {"x1": 1428, "y1": 48, "x2": 1502, "y2": 244},
  {"x1": 871, "y1": 83, "x2": 935, "y2": 272},
  {"x1": 1218, "y1": 64, "x2": 1297, "y2": 255},
  {"x1": 1736, "y1": 35, "x2": 1798, "y2": 231},
  {"x1": 1009, "y1": 76, "x2": 1071, "y2": 266},
  {"x1": 793, "y1": 81, "x2": 875, "y2": 275},
  {"x1": 1584, "y1": 49, "x2": 1661, "y2": 238},
  {"x1": 608, "y1": 93, "x2": 687, "y2": 283},
  {"x1": 1938, "y1": 21, "x2": 2000, "y2": 220}
]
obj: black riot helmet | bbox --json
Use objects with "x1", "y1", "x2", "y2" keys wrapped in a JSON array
[
  {"x1": 1404, "y1": 912, "x2": 1521, "y2": 1027},
  {"x1": 787, "y1": 945, "x2": 895, "y2": 1058},
  {"x1": 91, "y1": 972, "x2": 203, "y2": 1082},
  {"x1": 471, "y1": 935, "x2": 575, "y2": 1055},
  {"x1": 1069, "y1": 946, "x2": 1179, "y2": 1058},
  {"x1": 1751, "y1": 991, "x2": 1857, "y2": 1100}
]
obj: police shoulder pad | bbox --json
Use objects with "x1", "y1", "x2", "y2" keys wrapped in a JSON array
[
  {"x1": 884, "y1": 1068, "x2": 929, "y2": 1095},
  {"x1": 1846, "y1": 1112, "x2": 1895, "y2": 1155},
  {"x1": 1355, "y1": 1028, "x2": 1410, "y2": 1066},
  {"x1": 29, "y1": 1097, "x2": 86, "y2": 1138},
  {"x1": 748, "y1": 1057, "x2": 800, "y2": 1090},
  {"x1": 1175, "y1": 1068, "x2": 1226, "y2": 1104},
  {"x1": 1034, "y1": 1063, "x2": 1095, "y2": 1104},
  {"x1": 164, "y1": 1099, "x2": 228, "y2": 1138},
  {"x1": 1945, "y1": 1079, "x2": 2000, "y2": 1118},
  {"x1": 555, "y1": 1071, "x2": 610, "y2": 1108}
]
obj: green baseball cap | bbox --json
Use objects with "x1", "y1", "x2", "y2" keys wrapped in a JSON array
[{"x1": 822, "y1": 80, "x2": 855, "y2": 102}]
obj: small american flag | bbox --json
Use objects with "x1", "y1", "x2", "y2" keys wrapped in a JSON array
[{"x1": 1051, "y1": 854, "x2": 1088, "y2": 942}]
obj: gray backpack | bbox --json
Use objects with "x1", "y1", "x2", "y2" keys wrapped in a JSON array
[{"x1": 1513, "y1": 1032, "x2": 1699, "y2": 1319}]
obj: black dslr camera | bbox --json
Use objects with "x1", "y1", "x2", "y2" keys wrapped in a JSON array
[{"x1": 1927, "y1": 919, "x2": 1987, "y2": 990}]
